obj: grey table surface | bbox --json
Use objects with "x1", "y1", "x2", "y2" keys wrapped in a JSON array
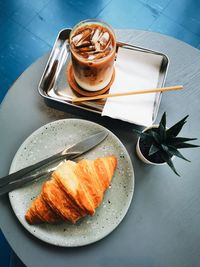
[{"x1": 0, "y1": 29, "x2": 200, "y2": 267}]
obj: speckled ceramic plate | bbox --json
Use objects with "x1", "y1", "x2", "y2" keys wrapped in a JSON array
[{"x1": 9, "y1": 119, "x2": 134, "y2": 247}]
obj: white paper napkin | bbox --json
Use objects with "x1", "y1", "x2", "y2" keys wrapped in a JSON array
[{"x1": 102, "y1": 47, "x2": 163, "y2": 126}]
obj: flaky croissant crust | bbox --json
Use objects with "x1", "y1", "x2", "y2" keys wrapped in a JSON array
[{"x1": 25, "y1": 156, "x2": 117, "y2": 224}]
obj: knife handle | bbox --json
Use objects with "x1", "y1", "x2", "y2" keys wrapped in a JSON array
[
  {"x1": 0, "y1": 153, "x2": 65, "y2": 187},
  {"x1": 0, "y1": 170, "x2": 54, "y2": 196}
]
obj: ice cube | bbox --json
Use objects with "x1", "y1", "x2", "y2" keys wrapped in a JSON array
[
  {"x1": 72, "y1": 33, "x2": 83, "y2": 46},
  {"x1": 73, "y1": 29, "x2": 92, "y2": 47},
  {"x1": 91, "y1": 28, "x2": 101, "y2": 44},
  {"x1": 94, "y1": 41, "x2": 101, "y2": 51},
  {"x1": 99, "y1": 32, "x2": 110, "y2": 49}
]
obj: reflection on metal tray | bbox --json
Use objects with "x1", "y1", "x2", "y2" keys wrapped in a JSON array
[{"x1": 38, "y1": 28, "x2": 169, "y2": 123}]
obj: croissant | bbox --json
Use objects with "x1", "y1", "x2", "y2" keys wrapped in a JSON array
[{"x1": 25, "y1": 155, "x2": 117, "y2": 224}]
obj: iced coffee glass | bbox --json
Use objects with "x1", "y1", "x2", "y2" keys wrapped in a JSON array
[{"x1": 69, "y1": 19, "x2": 116, "y2": 91}]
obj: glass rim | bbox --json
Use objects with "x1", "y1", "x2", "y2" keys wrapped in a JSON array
[
  {"x1": 70, "y1": 18, "x2": 115, "y2": 33},
  {"x1": 69, "y1": 19, "x2": 116, "y2": 62}
]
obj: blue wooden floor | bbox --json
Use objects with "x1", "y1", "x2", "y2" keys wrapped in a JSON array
[{"x1": 1, "y1": 0, "x2": 200, "y2": 266}]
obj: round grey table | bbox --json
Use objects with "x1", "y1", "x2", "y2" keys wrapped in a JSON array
[{"x1": 0, "y1": 30, "x2": 200, "y2": 267}]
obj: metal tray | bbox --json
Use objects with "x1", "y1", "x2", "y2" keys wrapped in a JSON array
[{"x1": 38, "y1": 29, "x2": 169, "y2": 123}]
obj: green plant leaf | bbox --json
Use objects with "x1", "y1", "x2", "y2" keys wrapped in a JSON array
[
  {"x1": 158, "y1": 112, "x2": 166, "y2": 141},
  {"x1": 148, "y1": 144, "x2": 160, "y2": 156},
  {"x1": 159, "y1": 112, "x2": 166, "y2": 129},
  {"x1": 132, "y1": 128, "x2": 154, "y2": 141},
  {"x1": 140, "y1": 132, "x2": 154, "y2": 141},
  {"x1": 160, "y1": 151, "x2": 180, "y2": 176},
  {"x1": 167, "y1": 145, "x2": 190, "y2": 162},
  {"x1": 151, "y1": 129, "x2": 161, "y2": 143},
  {"x1": 161, "y1": 144, "x2": 169, "y2": 153},
  {"x1": 159, "y1": 123, "x2": 166, "y2": 142},
  {"x1": 167, "y1": 137, "x2": 197, "y2": 145},
  {"x1": 166, "y1": 115, "x2": 189, "y2": 137},
  {"x1": 174, "y1": 143, "x2": 200, "y2": 149},
  {"x1": 161, "y1": 144, "x2": 191, "y2": 162},
  {"x1": 132, "y1": 128, "x2": 143, "y2": 135}
]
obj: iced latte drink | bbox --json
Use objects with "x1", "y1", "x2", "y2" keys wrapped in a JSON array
[{"x1": 69, "y1": 19, "x2": 116, "y2": 91}]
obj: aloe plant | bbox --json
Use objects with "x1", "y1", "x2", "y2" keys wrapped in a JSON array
[{"x1": 135, "y1": 112, "x2": 199, "y2": 176}]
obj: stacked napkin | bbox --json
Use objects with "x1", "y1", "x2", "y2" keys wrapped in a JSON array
[{"x1": 102, "y1": 47, "x2": 164, "y2": 126}]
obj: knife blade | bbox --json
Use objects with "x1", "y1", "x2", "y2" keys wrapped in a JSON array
[{"x1": 0, "y1": 131, "x2": 108, "y2": 193}]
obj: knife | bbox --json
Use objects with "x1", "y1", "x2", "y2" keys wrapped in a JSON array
[{"x1": 0, "y1": 131, "x2": 108, "y2": 195}]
